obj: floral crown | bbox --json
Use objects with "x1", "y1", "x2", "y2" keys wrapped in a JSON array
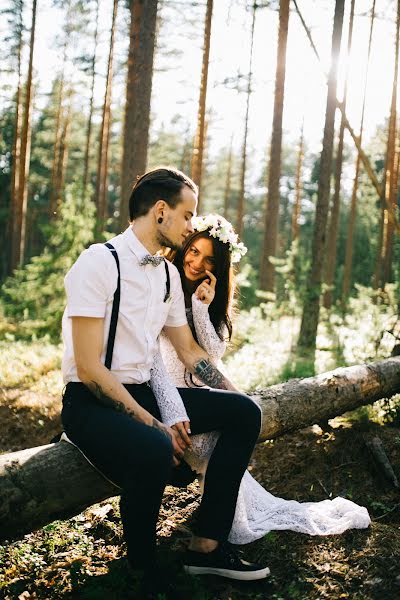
[{"x1": 191, "y1": 214, "x2": 247, "y2": 264}]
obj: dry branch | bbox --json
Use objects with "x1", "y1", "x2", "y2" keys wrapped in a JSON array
[{"x1": 0, "y1": 356, "x2": 399, "y2": 543}]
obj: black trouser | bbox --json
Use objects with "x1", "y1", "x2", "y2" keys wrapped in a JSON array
[{"x1": 61, "y1": 382, "x2": 261, "y2": 569}]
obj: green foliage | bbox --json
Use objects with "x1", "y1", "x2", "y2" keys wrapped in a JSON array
[
  {"x1": 1, "y1": 186, "x2": 95, "y2": 339},
  {"x1": 380, "y1": 396, "x2": 400, "y2": 427},
  {"x1": 334, "y1": 284, "x2": 398, "y2": 364}
]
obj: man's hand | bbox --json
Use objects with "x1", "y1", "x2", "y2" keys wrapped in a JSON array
[{"x1": 152, "y1": 419, "x2": 187, "y2": 465}]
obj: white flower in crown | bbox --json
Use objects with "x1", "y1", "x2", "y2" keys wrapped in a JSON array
[{"x1": 192, "y1": 214, "x2": 247, "y2": 264}]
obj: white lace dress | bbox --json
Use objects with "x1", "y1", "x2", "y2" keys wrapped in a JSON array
[{"x1": 150, "y1": 295, "x2": 371, "y2": 544}]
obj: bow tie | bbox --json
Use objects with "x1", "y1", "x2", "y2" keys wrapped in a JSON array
[{"x1": 140, "y1": 254, "x2": 164, "y2": 267}]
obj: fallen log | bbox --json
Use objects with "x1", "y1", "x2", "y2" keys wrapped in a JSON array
[{"x1": 1, "y1": 356, "x2": 399, "y2": 543}]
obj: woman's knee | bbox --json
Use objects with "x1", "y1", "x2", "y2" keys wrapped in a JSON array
[{"x1": 229, "y1": 392, "x2": 262, "y2": 430}]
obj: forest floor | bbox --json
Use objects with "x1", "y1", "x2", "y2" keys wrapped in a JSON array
[{"x1": 1, "y1": 347, "x2": 400, "y2": 599}]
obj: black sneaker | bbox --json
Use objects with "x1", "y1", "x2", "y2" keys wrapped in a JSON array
[{"x1": 183, "y1": 541, "x2": 270, "y2": 581}]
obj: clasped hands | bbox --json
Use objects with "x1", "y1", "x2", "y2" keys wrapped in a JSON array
[{"x1": 170, "y1": 420, "x2": 192, "y2": 466}]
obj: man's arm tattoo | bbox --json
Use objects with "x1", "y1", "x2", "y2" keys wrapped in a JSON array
[
  {"x1": 88, "y1": 382, "x2": 173, "y2": 440},
  {"x1": 88, "y1": 381, "x2": 137, "y2": 419},
  {"x1": 193, "y1": 358, "x2": 226, "y2": 389},
  {"x1": 152, "y1": 418, "x2": 172, "y2": 443}
]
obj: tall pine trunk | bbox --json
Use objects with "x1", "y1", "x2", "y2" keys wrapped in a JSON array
[
  {"x1": 9, "y1": 0, "x2": 24, "y2": 273},
  {"x1": 259, "y1": 0, "x2": 290, "y2": 291},
  {"x1": 291, "y1": 121, "x2": 304, "y2": 242},
  {"x1": 297, "y1": 0, "x2": 345, "y2": 354},
  {"x1": 96, "y1": 0, "x2": 118, "y2": 231},
  {"x1": 11, "y1": 0, "x2": 37, "y2": 269},
  {"x1": 82, "y1": 0, "x2": 100, "y2": 199},
  {"x1": 224, "y1": 136, "x2": 233, "y2": 220},
  {"x1": 342, "y1": 0, "x2": 376, "y2": 302},
  {"x1": 374, "y1": 0, "x2": 400, "y2": 290},
  {"x1": 236, "y1": 3, "x2": 256, "y2": 240},
  {"x1": 190, "y1": 0, "x2": 213, "y2": 207},
  {"x1": 120, "y1": 0, "x2": 158, "y2": 228},
  {"x1": 381, "y1": 0, "x2": 400, "y2": 289},
  {"x1": 49, "y1": 35, "x2": 69, "y2": 218},
  {"x1": 323, "y1": 0, "x2": 355, "y2": 309}
]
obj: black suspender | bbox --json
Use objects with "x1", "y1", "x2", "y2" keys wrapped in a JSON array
[
  {"x1": 163, "y1": 260, "x2": 170, "y2": 302},
  {"x1": 104, "y1": 243, "x2": 120, "y2": 370},
  {"x1": 104, "y1": 243, "x2": 170, "y2": 370}
]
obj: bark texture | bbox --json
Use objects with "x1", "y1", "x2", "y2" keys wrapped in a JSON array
[
  {"x1": 323, "y1": 0, "x2": 355, "y2": 309},
  {"x1": 0, "y1": 356, "x2": 399, "y2": 543},
  {"x1": 95, "y1": 0, "x2": 118, "y2": 229},
  {"x1": 190, "y1": 0, "x2": 213, "y2": 207},
  {"x1": 236, "y1": 4, "x2": 256, "y2": 240},
  {"x1": 11, "y1": 0, "x2": 37, "y2": 269},
  {"x1": 297, "y1": 0, "x2": 344, "y2": 353},
  {"x1": 120, "y1": 0, "x2": 158, "y2": 228},
  {"x1": 259, "y1": 0, "x2": 289, "y2": 290}
]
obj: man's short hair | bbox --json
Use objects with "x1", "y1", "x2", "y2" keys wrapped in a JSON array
[{"x1": 129, "y1": 166, "x2": 198, "y2": 220}]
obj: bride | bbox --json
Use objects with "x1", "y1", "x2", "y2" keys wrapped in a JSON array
[{"x1": 150, "y1": 214, "x2": 371, "y2": 544}]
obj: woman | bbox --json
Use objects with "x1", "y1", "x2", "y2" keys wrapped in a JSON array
[{"x1": 150, "y1": 214, "x2": 370, "y2": 544}]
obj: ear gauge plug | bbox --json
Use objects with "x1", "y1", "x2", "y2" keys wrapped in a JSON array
[{"x1": 158, "y1": 217, "x2": 163, "y2": 224}]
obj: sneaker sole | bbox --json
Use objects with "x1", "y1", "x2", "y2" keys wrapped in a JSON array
[{"x1": 183, "y1": 565, "x2": 270, "y2": 581}]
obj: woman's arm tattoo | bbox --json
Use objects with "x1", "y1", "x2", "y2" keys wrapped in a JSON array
[
  {"x1": 88, "y1": 381, "x2": 137, "y2": 419},
  {"x1": 193, "y1": 358, "x2": 225, "y2": 389}
]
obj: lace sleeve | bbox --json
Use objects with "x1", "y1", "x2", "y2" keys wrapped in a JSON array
[
  {"x1": 150, "y1": 349, "x2": 189, "y2": 427},
  {"x1": 191, "y1": 294, "x2": 227, "y2": 362}
]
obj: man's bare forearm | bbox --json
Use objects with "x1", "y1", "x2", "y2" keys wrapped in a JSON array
[
  {"x1": 88, "y1": 380, "x2": 139, "y2": 418},
  {"x1": 86, "y1": 378, "x2": 173, "y2": 443}
]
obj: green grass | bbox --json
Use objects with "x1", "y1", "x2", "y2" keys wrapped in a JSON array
[{"x1": 0, "y1": 339, "x2": 62, "y2": 389}]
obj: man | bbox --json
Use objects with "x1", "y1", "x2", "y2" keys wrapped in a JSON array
[{"x1": 61, "y1": 167, "x2": 269, "y2": 594}]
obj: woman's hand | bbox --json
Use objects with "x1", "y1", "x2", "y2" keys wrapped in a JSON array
[
  {"x1": 195, "y1": 270, "x2": 216, "y2": 305},
  {"x1": 172, "y1": 420, "x2": 192, "y2": 449}
]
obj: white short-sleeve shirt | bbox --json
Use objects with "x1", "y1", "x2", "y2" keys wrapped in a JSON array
[{"x1": 62, "y1": 227, "x2": 187, "y2": 384}]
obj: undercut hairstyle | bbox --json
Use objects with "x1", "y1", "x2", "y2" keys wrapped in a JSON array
[{"x1": 128, "y1": 166, "x2": 198, "y2": 221}]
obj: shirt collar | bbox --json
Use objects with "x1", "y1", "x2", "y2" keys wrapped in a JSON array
[{"x1": 124, "y1": 226, "x2": 160, "y2": 264}]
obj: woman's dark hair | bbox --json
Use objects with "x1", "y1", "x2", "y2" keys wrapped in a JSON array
[
  {"x1": 172, "y1": 229, "x2": 235, "y2": 342},
  {"x1": 129, "y1": 166, "x2": 198, "y2": 220}
]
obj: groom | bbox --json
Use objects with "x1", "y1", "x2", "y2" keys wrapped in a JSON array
[{"x1": 61, "y1": 166, "x2": 268, "y2": 592}]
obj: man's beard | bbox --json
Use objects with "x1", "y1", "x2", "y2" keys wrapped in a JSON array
[{"x1": 156, "y1": 231, "x2": 182, "y2": 251}]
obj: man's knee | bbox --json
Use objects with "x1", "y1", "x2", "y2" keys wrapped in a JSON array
[{"x1": 142, "y1": 429, "x2": 174, "y2": 471}]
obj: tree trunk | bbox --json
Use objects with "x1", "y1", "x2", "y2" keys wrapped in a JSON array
[
  {"x1": 236, "y1": 3, "x2": 256, "y2": 241},
  {"x1": 9, "y1": 1, "x2": 24, "y2": 274},
  {"x1": 95, "y1": 0, "x2": 118, "y2": 231},
  {"x1": 1, "y1": 356, "x2": 399, "y2": 543},
  {"x1": 291, "y1": 121, "x2": 304, "y2": 242},
  {"x1": 11, "y1": 0, "x2": 37, "y2": 269},
  {"x1": 120, "y1": 0, "x2": 158, "y2": 229},
  {"x1": 381, "y1": 0, "x2": 400, "y2": 289},
  {"x1": 382, "y1": 145, "x2": 399, "y2": 285},
  {"x1": 82, "y1": 0, "x2": 100, "y2": 199},
  {"x1": 48, "y1": 0, "x2": 73, "y2": 219},
  {"x1": 342, "y1": 0, "x2": 376, "y2": 302},
  {"x1": 297, "y1": 0, "x2": 345, "y2": 354},
  {"x1": 323, "y1": 0, "x2": 355, "y2": 309},
  {"x1": 374, "y1": 3, "x2": 400, "y2": 291},
  {"x1": 294, "y1": 0, "x2": 400, "y2": 235},
  {"x1": 190, "y1": 0, "x2": 213, "y2": 208},
  {"x1": 223, "y1": 136, "x2": 233, "y2": 220},
  {"x1": 259, "y1": 0, "x2": 290, "y2": 291},
  {"x1": 57, "y1": 101, "x2": 73, "y2": 203}
]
